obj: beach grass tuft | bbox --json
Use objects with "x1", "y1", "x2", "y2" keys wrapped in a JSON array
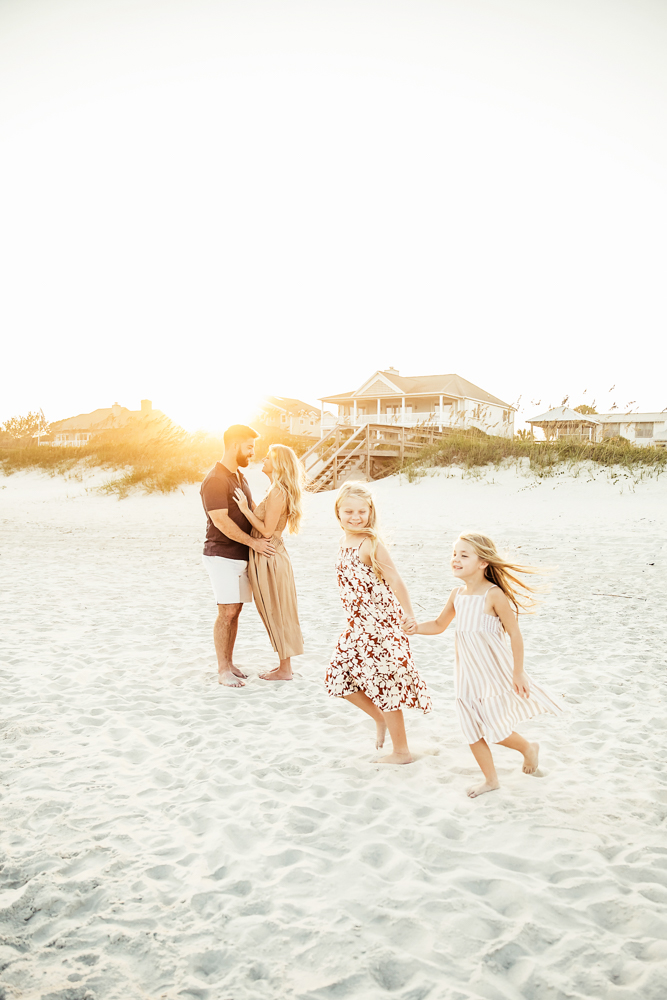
[
  {"x1": 395, "y1": 431, "x2": 667, "y2": 481},
  {"x1": 0, "y1": 419, "x2": 313, "y2": 497}
]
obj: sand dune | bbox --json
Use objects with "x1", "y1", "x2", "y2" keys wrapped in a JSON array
[{"x1": 1, "y1": 463, "x2": 666, "y2": 999}]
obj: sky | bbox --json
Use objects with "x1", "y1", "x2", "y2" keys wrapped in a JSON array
[{"x1": 1, "y1": 0, "x2": 666, "y2": 432}]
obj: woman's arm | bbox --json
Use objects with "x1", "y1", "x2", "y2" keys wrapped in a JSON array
[
  {"x1": 491, "y1": 590, "x2": 529, "y2": 697},
  {"x1": 361, "y1": 540, "x2": 416, "y2": 624},
  {"x1": 410, "y1": 589, "x2": 457, "y2": 635},
  {"x1": 234, "y1": 487, "x2": 285, "y2": 538}
]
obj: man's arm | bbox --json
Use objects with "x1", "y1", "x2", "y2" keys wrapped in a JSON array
[{"x1": 209, "y1": 509, "x2": 275, "y2": 557}]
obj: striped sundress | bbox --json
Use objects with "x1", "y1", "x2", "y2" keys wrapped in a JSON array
[{"x1": 454, "y1": 586, "x2": 562, "y2": 744}]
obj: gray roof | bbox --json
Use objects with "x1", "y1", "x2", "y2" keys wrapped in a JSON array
[
  {"x1": 321, "y1": 371, "x2": 512, "y2": 408},
  {"x1": 596, "y1": 412, "x2": 667, "y2": 422},
  {"x1": 263, "y1": 396, "x2": 321, "y2": 416},
  {"x1": 527, "y1": 406, "x2": 600, "y2": 425}
]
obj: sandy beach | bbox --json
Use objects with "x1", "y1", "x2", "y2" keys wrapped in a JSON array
[{"x1": 1, "y1": 462, "x2": 666, "y2": 1000}]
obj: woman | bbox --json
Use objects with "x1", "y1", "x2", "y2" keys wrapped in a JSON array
[{"x1": 234, "y1": 444, "x2": 305, "y2": 681}]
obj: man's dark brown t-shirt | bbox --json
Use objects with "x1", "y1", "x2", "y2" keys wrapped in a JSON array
[{"x1": 200, "y1": 462, "x2": 253, "y2": 560}]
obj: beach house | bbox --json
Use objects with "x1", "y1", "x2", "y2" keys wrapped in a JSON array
[
  {"x1": 51, "y1": 399, "x2": 163, "y2": 446},
  {"x1": 526, "y1": 407, "x2": 667, "y2": 447},
  {"x1": 319, "y1": 369, "x2": 515, "y2": 438},
  {"x1": 256, "y1": 397, "x2": 336, "y2": 438}
]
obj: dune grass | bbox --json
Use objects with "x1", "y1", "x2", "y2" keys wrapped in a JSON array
[
  {"x1": 2, "y1": 422, "x2": 664, "y2": 496},
  {"x1": 396, "y1": 430, "x2": 667, "y2": 482},
  {"x1": 0, "y1": 420, "x2": 313, "y2": 498}
]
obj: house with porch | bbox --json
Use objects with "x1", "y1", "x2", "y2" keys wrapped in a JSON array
[
  {"x1": 51, "y1": 399, "x2": 163, "y2": 446},
  {"x1": 319, "y1": 369, "x2": 515, "y2": 438},
  {"x1": 256, "y1": 396, "x2": 336, "y2": 438},
  {"x1": 526, "y1": 407, "x2": 667, "y2": 446}
]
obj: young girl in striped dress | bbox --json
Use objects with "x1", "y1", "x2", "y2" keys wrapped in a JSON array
[{"x1": 405, "y1": 532, "x2": 561, "y2": 797}]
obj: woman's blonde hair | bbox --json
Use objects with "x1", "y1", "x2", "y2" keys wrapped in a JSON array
[
  {"x1": 334, "y1": 482, "x2": 384, "y2": 580},
  {"x1": 268, "y1": 444, "x2": 305, "y2": 534},
  {"x1": 458, "y1": 532, "x2": 543, "y2": 615}
]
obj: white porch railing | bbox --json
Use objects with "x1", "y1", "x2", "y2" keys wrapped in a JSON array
[
  {"x1": 333, "y1": 412, "x2": 513, "y2": 438},
  {"x1": 341, "y1": 412, "x2": 461, "y2": 429}
]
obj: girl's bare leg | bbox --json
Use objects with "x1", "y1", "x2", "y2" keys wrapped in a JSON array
[
  {"x1": 260, "y1": 657, "x2": 293, "y2": 681},
  {"x1": 377, "y1": 710, "x2": 413, "y2": 765},
  {"x1": 468, "y1": 739, "x2": 500, "y2": 797},
  {"x1": 497, "y1": 732, "x2": 539, "y2": 773},
  {"x1": 343, "y1": 691, "x2": 387, "y2": 749}
]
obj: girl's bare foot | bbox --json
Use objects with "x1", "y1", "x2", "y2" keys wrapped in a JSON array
[
  {"x1": 376, "y1": 750, "x2": 413, "y2": 765},
  {"x1": 467, "y1": 779, "x2": 500, "y2": 798},
  {"x1": 522, "y1": 742, "x2": 539, "y2": 774},
  {"x1": 218, "y1": 669, "x2": 245, "y2": 687},
  {"x1": 259, "y1": 668, "x2": 293, "y2": 681},
  {"x1": 375, "y1": 718, "x2": 387, "y2": 750}
]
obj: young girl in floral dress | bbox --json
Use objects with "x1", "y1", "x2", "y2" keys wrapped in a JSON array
[
  {"x1": 326, "y1": 482, "x2": 432, "y2": 764},
  {"x1": 405, "y1": 532, "x2": 562, "y2": 796}
]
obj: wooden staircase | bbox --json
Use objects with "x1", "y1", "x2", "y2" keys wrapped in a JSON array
[{"x1": 301, "y1": 422, "x2": 448, "y2": 492}]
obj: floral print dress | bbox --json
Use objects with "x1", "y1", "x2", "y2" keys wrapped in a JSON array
[{"x1": 326, "y1": 545, "x2": 432, "y2": 713}]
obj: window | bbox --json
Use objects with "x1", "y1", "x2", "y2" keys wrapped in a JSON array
[
  {"x1": 281, "y1": 414, "x2": 286, "y2": 422},
  {"x1": 635, "y1": 423, "x2": 654, "y2": 438},
  {"x1": 602, "y1": 423, "x2": 620, "y2": 438}
]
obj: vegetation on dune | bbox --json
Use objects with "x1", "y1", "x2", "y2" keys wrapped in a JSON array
[
  {"x1": 0, "y1": 419, "x2": 313, "y2": 498},
  {"x1": 396, "y1": 430, "x2": 667, "y2": 483},
  {"x1": 1, "y1": 413, "x2": 664, "y2": 496}
]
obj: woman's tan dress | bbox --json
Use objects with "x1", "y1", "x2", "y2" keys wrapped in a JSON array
[{"x1": 248, "y1": 489, "x2": 304, "y2": 659}]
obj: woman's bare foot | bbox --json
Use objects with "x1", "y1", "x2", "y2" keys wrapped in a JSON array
[
  {"x1": 467, "y1": 779, "x2": 500, "y2": 798},
  {"x1": 218, "y1": 669, "x2": 245, "y2": 687},
  {"x1": 375, "y1": 718, "x2": 387, "y2": 750},
  {"x1": 522, "y1": 742, "x2": 540, "y2": 774},
  {"x1": 231, "y1": 664, "x2": 247, "y2": 679},
  {"x1": 376, "y1": 750, "x2": 413, "y2": 765},
  {"x1": 259, "y1": 667, "x2": 293, "y2": 681}
]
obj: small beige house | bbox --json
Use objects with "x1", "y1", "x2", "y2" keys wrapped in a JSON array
[
  {"x1": 51, "y1": 399, "x2": 162, "y2": 446},
  {"x1": 319, "y1": 369, "x2": 515, "y2": 438},
  {"x1": 526, "y1": 407, "x2": 667, "y2": 447},
  {"x1": 596, "y1": 412, "x2": 667, "y2": 447},
  {"x1": 256, "y1": 396, "x2": 336, "y2": 438}
]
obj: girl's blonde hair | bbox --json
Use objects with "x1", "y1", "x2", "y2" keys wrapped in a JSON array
[
  {"x1": 458, "y1": 532, "x2": 543, "y2": 615},
  {"x1": 268, "y1": 444, "x2": 305, "y2": 534},
  {"x1": 334, "y1": 482, "x2": 384, "y2": 580}
]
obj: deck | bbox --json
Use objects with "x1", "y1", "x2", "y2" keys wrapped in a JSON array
[{"x1": 300, "y1": 422, "x2": 448, "y2": 492}]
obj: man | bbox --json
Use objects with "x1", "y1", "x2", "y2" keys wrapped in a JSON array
[{"x1": 201, "y1": 425, "x2": 275, "y2": 687}]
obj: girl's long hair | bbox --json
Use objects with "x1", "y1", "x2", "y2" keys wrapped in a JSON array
[
  {"x1": 458, "y1": 532, "x2": 543, "y2": 615},
  {"x1": 268, "y1": 444, "x2": 305, "y2": 534},
  {"x1": 334, "y1": 482, "x2": 384, "y2": 580}
]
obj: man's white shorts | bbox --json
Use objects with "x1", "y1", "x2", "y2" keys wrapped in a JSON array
[{"x1": 202, "y1": 555, "x2": 253, "y2": 604}]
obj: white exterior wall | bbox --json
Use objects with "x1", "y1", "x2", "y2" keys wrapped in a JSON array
[{"x1": 596, "y1": 414, "x2": 666, "y2": 447}]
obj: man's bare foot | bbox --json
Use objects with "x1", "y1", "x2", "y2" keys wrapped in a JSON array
[
  {"x1": 259, "y1": 668, "x2": 293, "y2": 681},
  {"x1": 467, "y1": 780, "x2": 500, "y2": 798},
  {"x1": 218, "y1": 669, "x2": 245, "y2": 687},
  {"x1": 522, "y1": 741, "x2": 539, "y2": 774},
  {"x1": 376, "y1": 750, "x2": 413, "y2": 765},
  {"x1": 375, "y1": 718, "x2": 387, "y2": 750}
]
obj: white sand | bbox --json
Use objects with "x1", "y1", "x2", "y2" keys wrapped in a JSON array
[{"x1": 1, "y1": 462, "x2": 666, "y2": 1000}]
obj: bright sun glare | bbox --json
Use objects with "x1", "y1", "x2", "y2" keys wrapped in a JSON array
[{"x1": 1, "y1": 0, "x2": 667, "y2": 429}]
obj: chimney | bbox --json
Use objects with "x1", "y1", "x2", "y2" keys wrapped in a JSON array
[
  {"x1": 141, "y1": 399, "x2": 152, "y2": 413},
  {"x1": 385, "y1": 367, "x2": 399, "y2": 376},
  {"x1": 112, "y1": 402, "x2": 122, "y2": 417}
]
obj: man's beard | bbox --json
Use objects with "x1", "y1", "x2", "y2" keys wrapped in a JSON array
[{"x1": 236, "y1": 449, "x2": 249, "y2": 468}]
